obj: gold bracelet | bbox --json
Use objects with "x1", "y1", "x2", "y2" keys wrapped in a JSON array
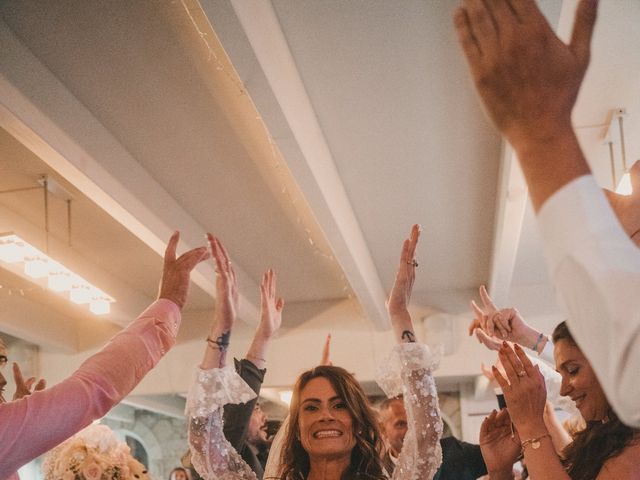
[{"x1": 521, "y1": 433, "x2": 551, "y2": 451}]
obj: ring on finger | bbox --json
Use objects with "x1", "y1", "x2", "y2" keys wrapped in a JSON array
[
  {"x1": 516, "y1": 370, "x2": 526, "y2": 377},
  {"x1": 406, "y1": 259, "x2": 419, "y2": 268}
]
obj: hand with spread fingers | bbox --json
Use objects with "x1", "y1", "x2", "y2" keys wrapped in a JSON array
[
  {"x1": 387, "y1": 224, "x2": 421, "y2": 343},
  {"x1": 245, "y1": 268, "x2": 285, "y2": 370},
  {"x1": 453, "y1": 0, "x2": 597, "y2": 150},
  {"x1": 479, "y1": 408, "x2": 521, "y2": 478},
  {"x1": 158, "y1": 231, "x2": 210, "y2": 310},
  {"x1": 604, "y1": 159, "x2": 640, "y2": 247},
  {"x1": 469, "y1": 286, "x2": 547, "y2": 354},
  {"x1": 493, "y1": 343, "x2": 547, "y2": 439},
  {"x1": 256, "y1": 269, "x2": 284, "y2": 340},
  {"x1": 12, "y1": 362, "x2": 46, "y2": 401}
]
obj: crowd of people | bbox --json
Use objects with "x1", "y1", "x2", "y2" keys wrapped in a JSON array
[{"x1": 1, "y1": 0, "x2": 640, "y2": 478}]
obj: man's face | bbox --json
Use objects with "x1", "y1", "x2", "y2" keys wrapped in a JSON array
[
  {"x1": 247, "y1": 404, "x2": 268, "y2": 446},
  {"x1": 0, "y1": 339, "x2": 8, "y2": 403},
  {"x1": 380, "y1": 399, "x2": 407, "y2": 456}
]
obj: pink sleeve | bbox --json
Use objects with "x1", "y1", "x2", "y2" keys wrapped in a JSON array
[{"x1": 0, "y1": 299, "x2": 180, "y2": 478}]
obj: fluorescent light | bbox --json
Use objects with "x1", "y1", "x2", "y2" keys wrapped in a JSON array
[
  {"x1": 616, "y1": 172, "x2": 632, "y2": 196},
  {"x1": 90, "y1": 298, "x2": 111, "y2": 315},
  {"x1": 24, "y1": 257, "x2": 49, "y2": 279},
  {"x1": 70, "y1": 284, "x2": 93, "y2": 304},
  {"x1": 0, "y1": 238, "x2": 28, "y2": 263},
  {"x1": 0, "y1": 233, "x2": 114, "y2": 315}
]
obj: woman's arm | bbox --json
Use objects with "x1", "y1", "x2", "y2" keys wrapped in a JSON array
[
  {"x1": 187, "y1": 234, "x2": 258, "y2": 480},
  {"x1": 493, "y1": 343, "x2": 571, "y2": 480},
  {"x1": 381, "y1": 225, "x2": 443, "y2": 480}
]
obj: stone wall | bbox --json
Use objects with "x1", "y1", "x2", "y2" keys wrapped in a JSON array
[{"x1": 103, "y1": 411, "x2": 189, "y2": 480}]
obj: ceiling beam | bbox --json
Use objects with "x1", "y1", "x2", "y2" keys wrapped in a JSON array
[
  {"x1": 201, "y1": 0, "x2": 389, "y2": 329},
  {"x1": 0, "y1": 20, "x2": 260, "y2": 324}
]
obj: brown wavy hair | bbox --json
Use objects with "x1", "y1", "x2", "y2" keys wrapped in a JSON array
[
  {"x1": 277, "y1": 366, "x2": 386, "y2": 480},
  {"x1": 553, "y1": 321, "x2": 639, "y2": 480}
]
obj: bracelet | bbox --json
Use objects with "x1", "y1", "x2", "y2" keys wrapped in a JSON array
[
  {"x1": 246, "y1": 354, "x2": 266, "y2": 364},
  {"x1": 531, "y1": 332, "x2": 546, "y2": 352},
  {"x1": 631, "y1": 227, "x2": 640, "y2": 240},
  {"x1": 521, "y1": 433, "x2": 551, "y2": 451}
]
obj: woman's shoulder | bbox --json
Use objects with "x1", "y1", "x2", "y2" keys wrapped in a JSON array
[{"x1": 598, "y1": 439, "x2": 640, "y2": 479}]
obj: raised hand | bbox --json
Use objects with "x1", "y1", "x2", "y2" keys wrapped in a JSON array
[
  {"x1": 246, "y1": 269, "x2": 284, "y2": 370},
  {"x1": 256, "y1": 269, "x2": 284, "y2": 339},
  {"x1": 604, "y1": 160, "x2": 640, "y2": 247},
  {"x1": 479, "y1": 408, "x2": 521, "y2": 477},
  {"x1": 208, "y1": 233, "x2": 239, "y2": 332},
  {"x1": 453, "y1": 0, "x2": 597, "y2": 149},
  {"x1": 320, "y1": 334, "x2": 332, "y2": 366},
  {"x1": 493, "y1": 343, "x2": 547, "y2": 439},
  {"x1": 12, "y1": 362, "x2": 46, "y2": 401},
  {"x1": 469, "y1": 286, "x2": 544, "y2": 352},
  {"x1": 469, "y1": 285, "x2": 510, "y2": 338},
  {"x1": 387, "y1": 224, "x2": 420, "y2": 317},
  {"x1": 387, "y1": 224, "x2": 421, "y2": 343},
  {"x1": 158, "y1": 231, "x2": 209, "y2": 310}
]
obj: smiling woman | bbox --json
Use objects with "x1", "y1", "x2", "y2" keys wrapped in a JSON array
[
  {"x1": 186, "y1": 226, "x2": 444, "y2": 480},
  {"x1": 279, "y1": 367, "x2": 384, "y2": 480},
  {"x1": 552, "y1": 322, "x2": 640, "y2": 479}
]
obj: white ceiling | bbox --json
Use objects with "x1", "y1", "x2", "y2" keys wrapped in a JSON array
[{"x1": 0, "y1": 0, "x2": 638, "y2": 412}]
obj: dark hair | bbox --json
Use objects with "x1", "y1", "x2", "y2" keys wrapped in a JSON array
[
  {"x1": 552, "y1": 321, "x2": 639, "y2": 480},
  {"x1": 278, "y1": 366, "x2": 386, "y2": 480}
]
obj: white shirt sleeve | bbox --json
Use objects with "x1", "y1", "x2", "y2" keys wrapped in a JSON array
[{"x1": 537, "y1": 174, "x2": 640, "y2": 427}]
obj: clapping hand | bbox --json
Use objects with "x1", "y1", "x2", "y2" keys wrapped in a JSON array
[
  {"x1": 479, "y1": 408, "x2": 521, "y2": 476},
  {"x1": 493, "y1": 343, "x2": 547, "y2": 438},
  {"x1": 208, "y1": 233, "x2": 239, "y2": 332}
]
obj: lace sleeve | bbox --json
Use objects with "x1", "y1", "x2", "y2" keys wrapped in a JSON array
[
  {"x1": 376, "y1": 343, "x2": 443, "y2": 480},
  {"x1": 186, "y1": 365, "x2": 259, "y2": 480}
]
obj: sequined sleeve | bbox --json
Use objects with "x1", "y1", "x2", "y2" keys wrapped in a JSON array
[
  {"x1": 376, "y1": 343, "x2": 443, "y2": 480},
  {"x1": 186, "y1": 365, "x2": 259, "y2": 480}
]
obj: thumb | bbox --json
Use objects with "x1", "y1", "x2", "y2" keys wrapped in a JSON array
[{"x1": 569, "y1": 0, "x2": 598, "y2": 66}]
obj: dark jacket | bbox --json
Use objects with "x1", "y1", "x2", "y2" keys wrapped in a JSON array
[
  {"x1": 383, "y1": 436, "x2": 487, "y2": 480},
  {"x1": 223, "y1": 358, "x2": 267, "y2": 479}
]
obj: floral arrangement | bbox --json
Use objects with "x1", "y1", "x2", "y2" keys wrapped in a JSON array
[{"x1": 42, "y1": 424, "x2": 150, "y2": 480}]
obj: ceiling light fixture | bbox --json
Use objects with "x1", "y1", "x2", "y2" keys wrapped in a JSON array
[{"x1": 0, "y1": 233, "x2": 114, "y2": 314}]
